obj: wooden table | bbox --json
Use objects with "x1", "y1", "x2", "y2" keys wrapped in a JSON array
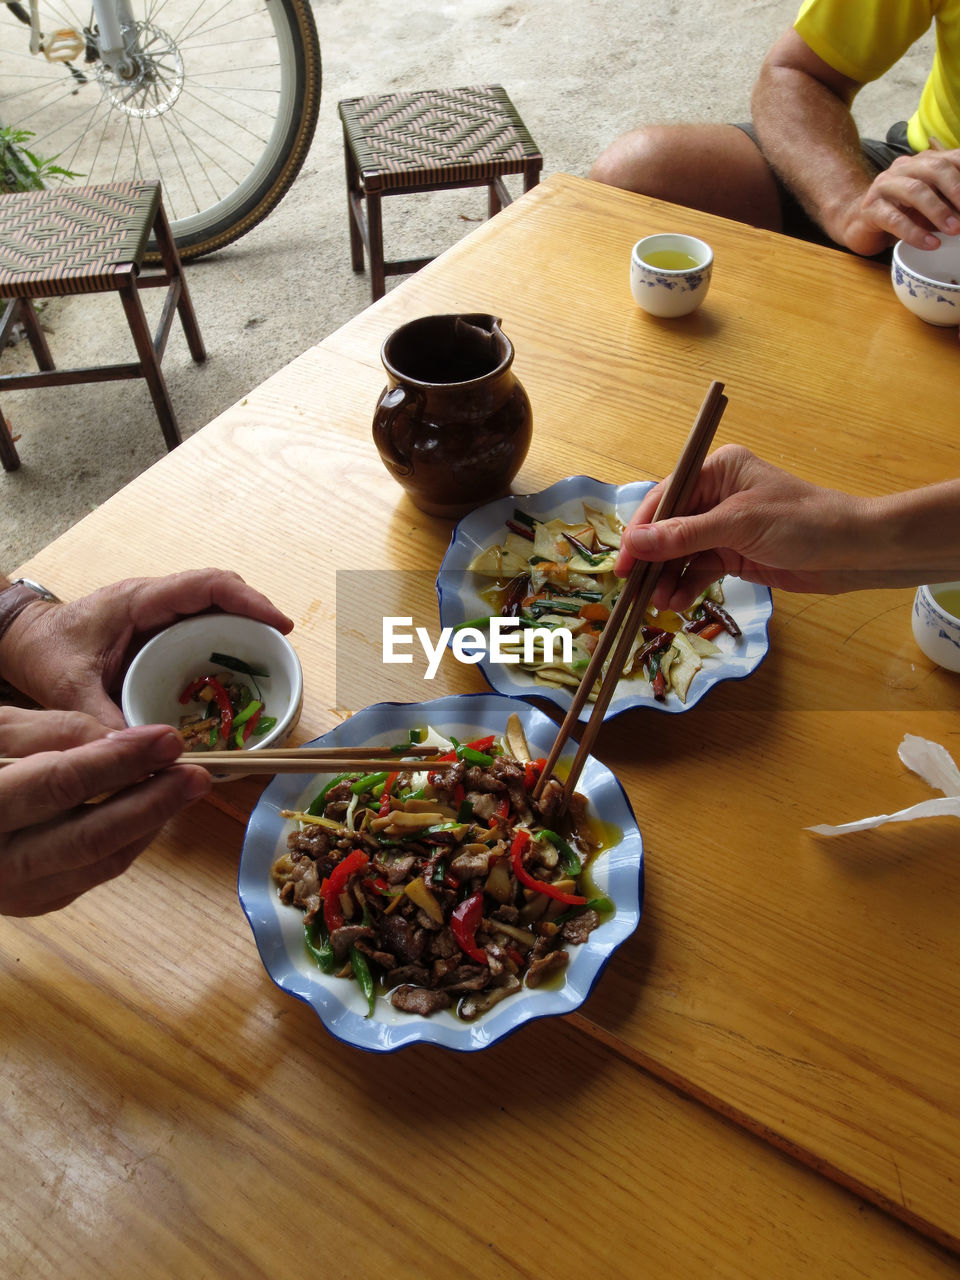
[{"x1": 4, "y1": 174, "x2": 960, "y2": 1277}]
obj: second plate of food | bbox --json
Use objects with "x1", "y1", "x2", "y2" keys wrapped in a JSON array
[{"x1": 436, "y1": 474, "x2": 773, "y2": 721}]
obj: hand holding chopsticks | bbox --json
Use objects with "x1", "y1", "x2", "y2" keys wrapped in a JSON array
[{"x1": 534, "y1": 380, "x2": 728, "y2": 802}]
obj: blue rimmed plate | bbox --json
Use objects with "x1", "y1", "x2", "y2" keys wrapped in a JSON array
[
  {"x1": 238, "y1": 692, "x2": 643, "y2": 1054},
  {"x1": 436, "y1": 474, "x2": 773, "y2": 721}
]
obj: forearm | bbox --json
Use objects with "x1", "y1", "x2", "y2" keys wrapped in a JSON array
[
  {"x1": 857, "y1": 482, "x2": 960, "y2": 586},
  {"x1": 751, "y1": 59, "x2": 870, "y2": 242}
]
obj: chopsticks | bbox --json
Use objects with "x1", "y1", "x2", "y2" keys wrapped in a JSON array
[
  {"x1": 186, "y1": 747, "x2": 456, "y2": 776},
  {"x1": 0, "y1": 744, "x2": 452, "y2": 777},
  {"x1": 534, "y1": 379, "x2": 728, "y2": 802}
]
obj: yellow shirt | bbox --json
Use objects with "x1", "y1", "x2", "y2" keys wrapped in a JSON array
[{"x1": 794, "y1": 0, "x2": 960, "y2": 150}]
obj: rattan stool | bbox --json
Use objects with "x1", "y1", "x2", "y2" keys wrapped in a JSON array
[
  {"x1": 0, "y1": 179, "x2": 205, "y2": 472},
  {"x1": 338, "y1": 85, "x2": 543, "y2": 301}
]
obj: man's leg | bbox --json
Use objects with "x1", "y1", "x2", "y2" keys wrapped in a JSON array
[{"x1": 589, "y1": 123, "x2": 784, "y2": 231}]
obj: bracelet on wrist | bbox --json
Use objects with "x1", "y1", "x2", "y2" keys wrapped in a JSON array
[{"x1": 0, "y1": 578, "x2": 61, "y2": 647}]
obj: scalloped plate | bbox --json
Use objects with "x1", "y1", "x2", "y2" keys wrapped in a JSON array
[
  {"x1": 436, "y1": 474, "x2": 773, "y2": 722},
  {"x1": 238, "y1": 693, "x2": 643, "y2": 1053}
]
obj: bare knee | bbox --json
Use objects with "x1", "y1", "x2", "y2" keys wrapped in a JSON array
[
  {"x1": 589, "y1": 125, "x2": 695, "y2": 197},
  {"x1": 589, "y1": 122, "x2": 783, "y2": 229}
]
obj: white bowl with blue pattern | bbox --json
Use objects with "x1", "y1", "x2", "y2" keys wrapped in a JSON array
[
  {"x1": 630, "y1": 233, "x2": 713, "y2": 317},
  {"x1": 912, "y1": 583, "x2": 960, "y2": 672},
  {"x1": 436, "y1": 474, "x2": 773, "y2": 722},
  {"x1": 238, "y1": 693, "x2": 644, "y2": 1053},
  {"x1": 892, "y1": 235, "x2": 960, "y2": 326}
]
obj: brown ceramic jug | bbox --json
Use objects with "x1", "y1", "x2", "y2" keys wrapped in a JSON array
[{"x1": 372, "y1": 314, "x2": 532, "y2": 518}]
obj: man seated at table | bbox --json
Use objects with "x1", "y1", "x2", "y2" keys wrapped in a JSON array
[
  {"x1": 0, "y1": 569, "x2": 292, "y2": 917},
  {"x1": 590, "y1": 0, "x2": 960, "y2": 259}
]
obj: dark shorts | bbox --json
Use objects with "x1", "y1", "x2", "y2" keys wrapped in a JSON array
[{"x1": 734, "y1": 120, "x2": 915, "y2": 255}]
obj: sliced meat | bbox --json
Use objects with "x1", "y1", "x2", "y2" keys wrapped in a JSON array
[
  {"x1": 379, "y1": 914, "x2": 426, "y2": 965},
  {"x1": 373, "y1": 852, "x2": 417, "y2": 884},
  {"x1": 465, "y1": 791, "x2": 499, "y2": 820},
  {"x1": 329, "y1": 924, "x2": 375, "y2": 961},
  {"x1": 532, "y1": 776, "x2": 567, "y2": 824},
  {"x1": 449, "y1": 847, "x2": 491, "y2": 880},
  {"x1": 386, "y1": 964, "x2": 431, "y2": 987},
  {"x1": 525, "y1": 948, "x2": 569, "y2": 987},
  {"x1": 440, "y1": 964, "x2": 490, "y2": 992},
  {"x1": 561, "y1": 909, "x2": 600, "y2": 946},
  {"x1": 390, "y1": 985, "x2": 452, "y2": 1016}
]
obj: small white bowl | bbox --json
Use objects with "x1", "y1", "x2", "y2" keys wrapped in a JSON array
[
  {"x1": 630, "y1": 233, "x2": 714, "y2": 317},
  {"x1": 121, "y1": 614, "x2": 303, "y2": 772},
  {"x1": 911, "y1": 583, "x2": 960, "y2": 672},
  {"x1": 891, "y1": 236, "x2": 960, "y2": 326}
]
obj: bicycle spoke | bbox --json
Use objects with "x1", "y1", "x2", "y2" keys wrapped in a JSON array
[{"x1": 1, "y1": 0, "x2": 321, "y2": 256}]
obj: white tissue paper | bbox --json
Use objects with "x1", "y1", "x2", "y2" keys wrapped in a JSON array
[{"x1": 806, "y1": 734, "x2": 960, "y2": 837}]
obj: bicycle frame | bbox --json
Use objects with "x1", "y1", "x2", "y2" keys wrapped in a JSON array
[{"x1": 24, "y1": 0, "x2": 137, "y2": 73}]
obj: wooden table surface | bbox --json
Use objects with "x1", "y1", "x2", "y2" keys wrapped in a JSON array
[{"x1": 4, "y1": 173, "x2": 960, "y2": 1277}]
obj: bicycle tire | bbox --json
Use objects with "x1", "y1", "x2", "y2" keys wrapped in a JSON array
[{"x1": 0, "y1": 0, "x2": 322, "y2": 261}]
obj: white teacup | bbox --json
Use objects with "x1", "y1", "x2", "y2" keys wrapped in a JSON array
[
  {"x1": 630, "y1": 233, "x2": 714, "y2": 317},
  {"x1": 912, "y1": 582, "x2": 960, "y2": 672}
]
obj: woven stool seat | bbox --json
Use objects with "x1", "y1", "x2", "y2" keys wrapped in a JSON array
[
  {"x1": 338, "y1": 85, "x2": 542, "y2": 300},
  {"x1": 0, "y1": 179, "x2": 205, "y2": 472},
  {"x1": 0, "y1": 182, "x2": 158, "y2": 297}
]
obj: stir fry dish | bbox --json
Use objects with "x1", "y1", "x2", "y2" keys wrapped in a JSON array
[
  {"x1": 466, "y1": 502, "x2": 741, "y2": 703},
  {"x1": 272, "y1": 715, "x2": 613, "y2": 1020},
  {"x1": 179, "y1": 651, "x2": 277, "y2": 752}
]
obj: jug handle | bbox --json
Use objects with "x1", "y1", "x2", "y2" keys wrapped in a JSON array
[{"x1": 376, "y1": 386, "x2": 420, "y2": 477}]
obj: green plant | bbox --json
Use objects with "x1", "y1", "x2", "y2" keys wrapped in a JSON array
[{"x1": 0, "y1": 126, "x2": 80, "y2": 193}]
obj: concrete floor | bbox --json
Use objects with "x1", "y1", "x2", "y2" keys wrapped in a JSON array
[{"x1": 1, "y1": 0, "x2": 930, "y2": 570}]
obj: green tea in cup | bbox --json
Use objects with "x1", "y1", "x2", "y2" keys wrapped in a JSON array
[
  {"x1": 630, "y1": 232, "x2": 714, "y2": 316},
  {"x1": 931, "y1": 585, "x2": 960, "y2": 620},
  {"x1": 641, "y1": 249, "x2": 702, "y2": 271}
]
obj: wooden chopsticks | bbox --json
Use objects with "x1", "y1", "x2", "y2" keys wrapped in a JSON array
[
  {"x1": 177, "y1": 743, "x2": 449, "y2": 776},
  {"x1": 534, "y1": 380, "x2": 728, "y2": 802},
  {"x1": 0, "y1": 744, "x2": 451, "y2": 777}
]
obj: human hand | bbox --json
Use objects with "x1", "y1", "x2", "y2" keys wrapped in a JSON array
[
  {"x1": 614, "y1": 444, "x2": 870, "y2": 609},
  {"x1": 839, "y1": 146, "x2": 960, "y2": 256},
  {"x1": 0, "y1": 568, "x2": 293, "y2": 728},
  {"x1": 0, "y1": 709, "x2": 210, "y2": 916}
]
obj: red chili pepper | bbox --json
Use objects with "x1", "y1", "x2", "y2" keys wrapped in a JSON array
[
  {"x1": 452, "y1": 782, "x2": 465, "y2": 807},
  {"x1": 523, "y1": 758, "x2": 546, "y2": 790},
  {"x1": 378, "y1": 771, "x2": 399, "y2": 816},
  {"x1": 362, "y1": 875, "x2": 393, "y2": 897},
  {"x1": 652, "y1": 669, "x2": 666, "y2": 701},
  {"x1": 203, "y1": 676, "x2": 234, "y2": 744},
  {"x1": 466, "y1": 735, "x2": 495, "y2": 752},
  {"x1": 322, "y1": 849, "x2": 369, "y2": 933},
  {"x1": 697, "y1": 622, "x2": 725, "y2": 641},
  {"x1": 241, "y1": 704, "x2": 263, "y2": 743},
  {"x1": 178, "y1": 676, "x2": 207, "y2": 705},
  {"x1": 510, "y1": 829, "x2": 586, "y2": 905},
  {"x1": 450, "y1": 891, "x2": 487, "y2": 965}
]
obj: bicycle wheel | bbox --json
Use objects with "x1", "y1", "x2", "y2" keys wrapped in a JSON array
[{"x1": 0, "y1": 0, "x2": 321, "y2": 260}]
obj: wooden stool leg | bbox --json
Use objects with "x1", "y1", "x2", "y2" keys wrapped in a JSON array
[
  {"x1": 488, "y1": 184, "x2": 502, "y2": 218},
  {"x1": 118, "y1": 273, "x2": 183, "y2": 451},
  {"x1": 343, "y1": 136, "x2": 365, "y2": 273},
  {"x1": 0, "y1": 402, "x2": 20, "y2": 472},
  {"x1": 151, "y1": 199, "x2": 206, "y2": 364},
  {"x1": 367, "y1": 192, "x2": 386, "y2": 302},
  {"x1": 17, "y1": 300, "x2": 55, "y2": 371},
  {"x1": 523, "y1": 161, "x2": 542, "y2": 193}
]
